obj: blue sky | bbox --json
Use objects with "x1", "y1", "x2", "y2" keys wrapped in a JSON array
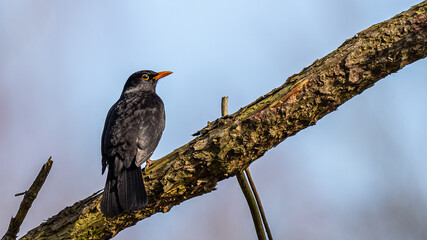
[{"x1": 1, "y1": 0, "x2": 426, "y2": 239}]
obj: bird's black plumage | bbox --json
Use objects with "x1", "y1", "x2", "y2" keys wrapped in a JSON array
[{"x1": 101, "y1": 70, "x2": 172, "y2": 217}]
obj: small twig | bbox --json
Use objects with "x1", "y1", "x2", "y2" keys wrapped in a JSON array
[
  {"x1": 245, "y1": 168, "x2": 273, "y2": 240},
  {"x1": 236, "y1": 171, "x2": 266, "y2": 240},
  {"x1": 14, "y1": 192, "x2": 27, "y2": 197},
  {"x1": 222, "y1": 97, "x2": 267, "y2": 240},
  {"x1": 221, "y1": 96, "x2": 228, "y2": 117},
  {"x1": 2, "y1": 157, "x2": 53, "y2": 240}
]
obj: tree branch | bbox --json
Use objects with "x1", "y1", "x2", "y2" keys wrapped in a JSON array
[
  {"x1": 3, "y1": 157, "x2": 53, "y2": 240},
  {"x1": 21, "y1": 2, "x2": 427, "y2": 239}
]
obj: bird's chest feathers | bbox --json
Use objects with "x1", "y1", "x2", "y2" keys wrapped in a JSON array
[{"x1": 110, "y1": 92, "x2": 163, "y2": 146}]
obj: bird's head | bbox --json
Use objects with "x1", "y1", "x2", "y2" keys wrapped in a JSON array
[{"x1": 122, "y1": 70, "x2": 173, "y2": 94}]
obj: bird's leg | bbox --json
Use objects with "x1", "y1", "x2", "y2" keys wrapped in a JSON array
[{"x1": 144, "y1": 159, "x2": 154, "y2": 173}]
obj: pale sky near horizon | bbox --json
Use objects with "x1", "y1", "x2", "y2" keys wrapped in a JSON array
[{"x1": 1, "y1": 1, "x2": 426, "y2": 239}]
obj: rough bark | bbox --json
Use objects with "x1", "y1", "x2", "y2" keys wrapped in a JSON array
[{"x1": 21, "y1": 1, "x2": 427, "y2": 239}]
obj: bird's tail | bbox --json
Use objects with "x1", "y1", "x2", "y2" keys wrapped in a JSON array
[{"x1": 101, "y1": 165, "x2": 148, "y2": 217}]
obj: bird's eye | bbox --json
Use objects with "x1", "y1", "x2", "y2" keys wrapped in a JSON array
[{"x1": 142, "y1": 74, "x2": 150, "y2": 80}]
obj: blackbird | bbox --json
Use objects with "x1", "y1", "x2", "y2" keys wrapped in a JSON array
[{"x1": 101, "y1": 70, "x2": 172, "y2": 217}]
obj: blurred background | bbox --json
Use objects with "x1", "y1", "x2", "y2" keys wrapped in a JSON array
[{"x1": 1, "y1": 0, "x2": 426, "y2": 239}]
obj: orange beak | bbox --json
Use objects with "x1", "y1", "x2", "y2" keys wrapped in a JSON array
[{"x1": 153, "y1": 71, "x2": 173, "y2": 81}]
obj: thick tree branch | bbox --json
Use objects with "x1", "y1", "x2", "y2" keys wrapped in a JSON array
[{"x1": 21, "y1": 2, "x2": 426, "y2": 239}]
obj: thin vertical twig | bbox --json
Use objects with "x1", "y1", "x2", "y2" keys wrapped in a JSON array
[
  {"x1": 2, "y1": 157, "x2": 53, "y2": 240},
  {"x1": 236, "y1": 171, "x2": 266, "y2": 240},
  {"x1": 222, "y1": 97, "x2": 267, "y2": 240},
  {"x1": 245, "y1": 168, "x2": 273, "y2": 240}
]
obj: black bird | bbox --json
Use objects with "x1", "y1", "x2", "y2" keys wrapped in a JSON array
[{"x1": 101, "y1": 70, "x2": 172, "y2": 217}]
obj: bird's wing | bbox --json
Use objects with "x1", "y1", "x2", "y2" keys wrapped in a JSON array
[
  {"x1": 101, "y1": 95, "x2": 143, "y2": 175},
  {"x1": 101, "y1": 102, "x2": 118, "y2": 174},
  {"x1": 135, "y1": 99, "x2": 165, "y2": 167}
]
